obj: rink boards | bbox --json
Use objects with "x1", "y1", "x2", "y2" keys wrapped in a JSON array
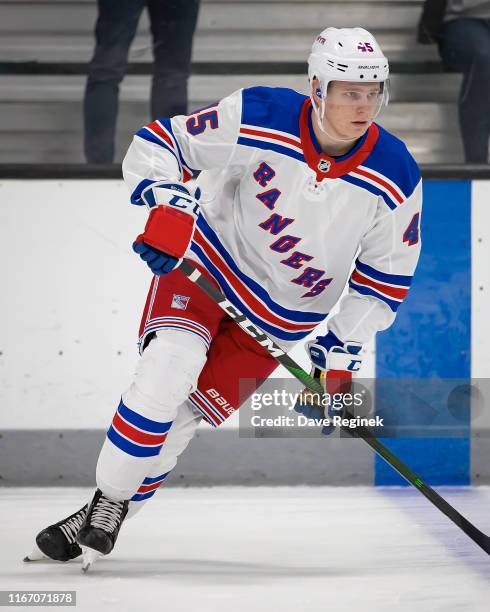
[{"x1": 0, "y1": 178, "x2": 489, "y2": 486}]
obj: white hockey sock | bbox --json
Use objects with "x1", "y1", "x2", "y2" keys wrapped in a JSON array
[{"x1": 95, "y1": 329, "x2": 207, "y2": 500}]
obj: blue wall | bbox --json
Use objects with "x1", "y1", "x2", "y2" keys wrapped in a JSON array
[{"x1": 375, "y1": 180, "x2": 471, "y2": 485}]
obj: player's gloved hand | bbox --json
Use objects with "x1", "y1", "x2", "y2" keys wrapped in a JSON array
[
  {"x1": 133, "y1": 181, "x2": 201, "y2": 275},
  {"x1": 133, "y1": 180, "x2": 201, "y2": 213},
  {"x1": 132, "y1": 240, "x2": 180, "y2": 275},
  {"x1": 294, "y1": 331, "x2": 362, "y2": 435}
]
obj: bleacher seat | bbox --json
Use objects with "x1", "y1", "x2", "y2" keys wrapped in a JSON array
[{"x1": 0, "y1": 0, "x2": 463, "y2": 164}]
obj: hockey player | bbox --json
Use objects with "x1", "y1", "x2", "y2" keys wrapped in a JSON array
[{"x1": 26, "y1": 27, "x2": 422, "y2": 568}]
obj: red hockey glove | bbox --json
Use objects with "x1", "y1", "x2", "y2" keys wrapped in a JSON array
[{"x1": 135, "y1": 182, "x2": 201, "y2": 259}]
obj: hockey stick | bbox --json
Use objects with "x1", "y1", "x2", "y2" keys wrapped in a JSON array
[{"x1": 179, "y1": 258, "x2": 490, "y2": 555}]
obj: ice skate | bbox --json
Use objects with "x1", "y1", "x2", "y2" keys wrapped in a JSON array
[
  {"x1": 23, "y1": 505, "x2": 88, "y2": 562},
  {"x1": 77, "y1": 489, "x2": 128, "y2": 571}
]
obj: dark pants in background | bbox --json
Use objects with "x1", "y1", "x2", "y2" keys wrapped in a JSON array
[
  {"x1": 84, "y1": 0, "x2": 200, "y2": 163},
  {"x1": 438, "y1": 18, "x2": 490, "y2": 163}
]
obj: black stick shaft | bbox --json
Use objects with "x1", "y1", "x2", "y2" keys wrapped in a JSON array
[{"x1": 179, "y1": 259, "x2": 490, "y2": 555}]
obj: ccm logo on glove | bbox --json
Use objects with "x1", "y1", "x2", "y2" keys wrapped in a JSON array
[{"x1": 133, "y1": 182, "x2": 201, "y2": 275}]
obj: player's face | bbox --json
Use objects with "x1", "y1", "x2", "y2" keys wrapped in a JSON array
[{"x1": 319, "y1": 81, "x2": 382, "y2": 140}]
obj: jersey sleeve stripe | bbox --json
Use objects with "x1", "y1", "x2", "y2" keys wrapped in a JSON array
[
  {"x1": 348, "y1": 280, "x2": 404, "y2": 312},
  {"x1": 160, "y1": 118, "x2": 196, "y2": 174},
  {"x1": 136, "y1": 127, "x2": 182, "y2": 165},
  {"x1": 147, "y1": 120, "x2": 176, "y2": 149},
  {"x1": 355, "y1": 259, "x2": 413, "y2": 287},
  {"x1": 351, "y1": 270, "x2": 409, "y2": 300},
  {"x1": 136, "y1": 120, "x2": 194, "y2": 181}
]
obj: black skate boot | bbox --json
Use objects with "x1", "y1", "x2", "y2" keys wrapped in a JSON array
[
  {"x1": 24, "y1": 505, "x2": 88, "y2": 562},
  {"x1": 77, "y1": 489, "x2": 129, "y2": 557}
]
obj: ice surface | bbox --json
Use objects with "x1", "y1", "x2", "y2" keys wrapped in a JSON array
[{"x1": 2, "y1": 486, "x2": 490, "y2": 611}]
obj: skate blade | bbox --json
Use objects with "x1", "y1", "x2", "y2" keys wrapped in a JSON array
[
  {"x1": 81, "y1": 547, "x2": 101, "y2": 573},
  {"x1": 23, "y1": 543, "x2": 47, "y2": 562}
]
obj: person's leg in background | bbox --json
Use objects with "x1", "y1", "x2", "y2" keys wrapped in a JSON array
[
  {"x1": 146, "y1": 0, "x2": 201, "y2": 119},
  {"x1": 84, "y1": 0, "x2": 146, "y2": 163},
  {"x1": 438, "y1": 18, "x2": 490, "y2": 163}
]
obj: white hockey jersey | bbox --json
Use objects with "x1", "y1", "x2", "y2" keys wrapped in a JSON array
[{"x1": 123, "y1": 86, "x2": 422, "y2": 350}]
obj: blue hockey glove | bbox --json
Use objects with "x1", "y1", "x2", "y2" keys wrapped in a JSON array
[{"x1": 132, "y1": 240, "x2": 180, "y2": 276}]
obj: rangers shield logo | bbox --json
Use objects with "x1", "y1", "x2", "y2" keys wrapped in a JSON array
[{"x1": 171, "y1": 294, "x2": 190, "y2": 310}]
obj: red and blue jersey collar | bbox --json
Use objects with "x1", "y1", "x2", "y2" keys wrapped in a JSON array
[{"x1": 299, "y1": 98, "x2": 379, "y2": 181}]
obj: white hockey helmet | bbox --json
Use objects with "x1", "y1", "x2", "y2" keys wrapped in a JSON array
[{"x1": 308, "y1": 27, "x2": 390, "y2": 131}]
